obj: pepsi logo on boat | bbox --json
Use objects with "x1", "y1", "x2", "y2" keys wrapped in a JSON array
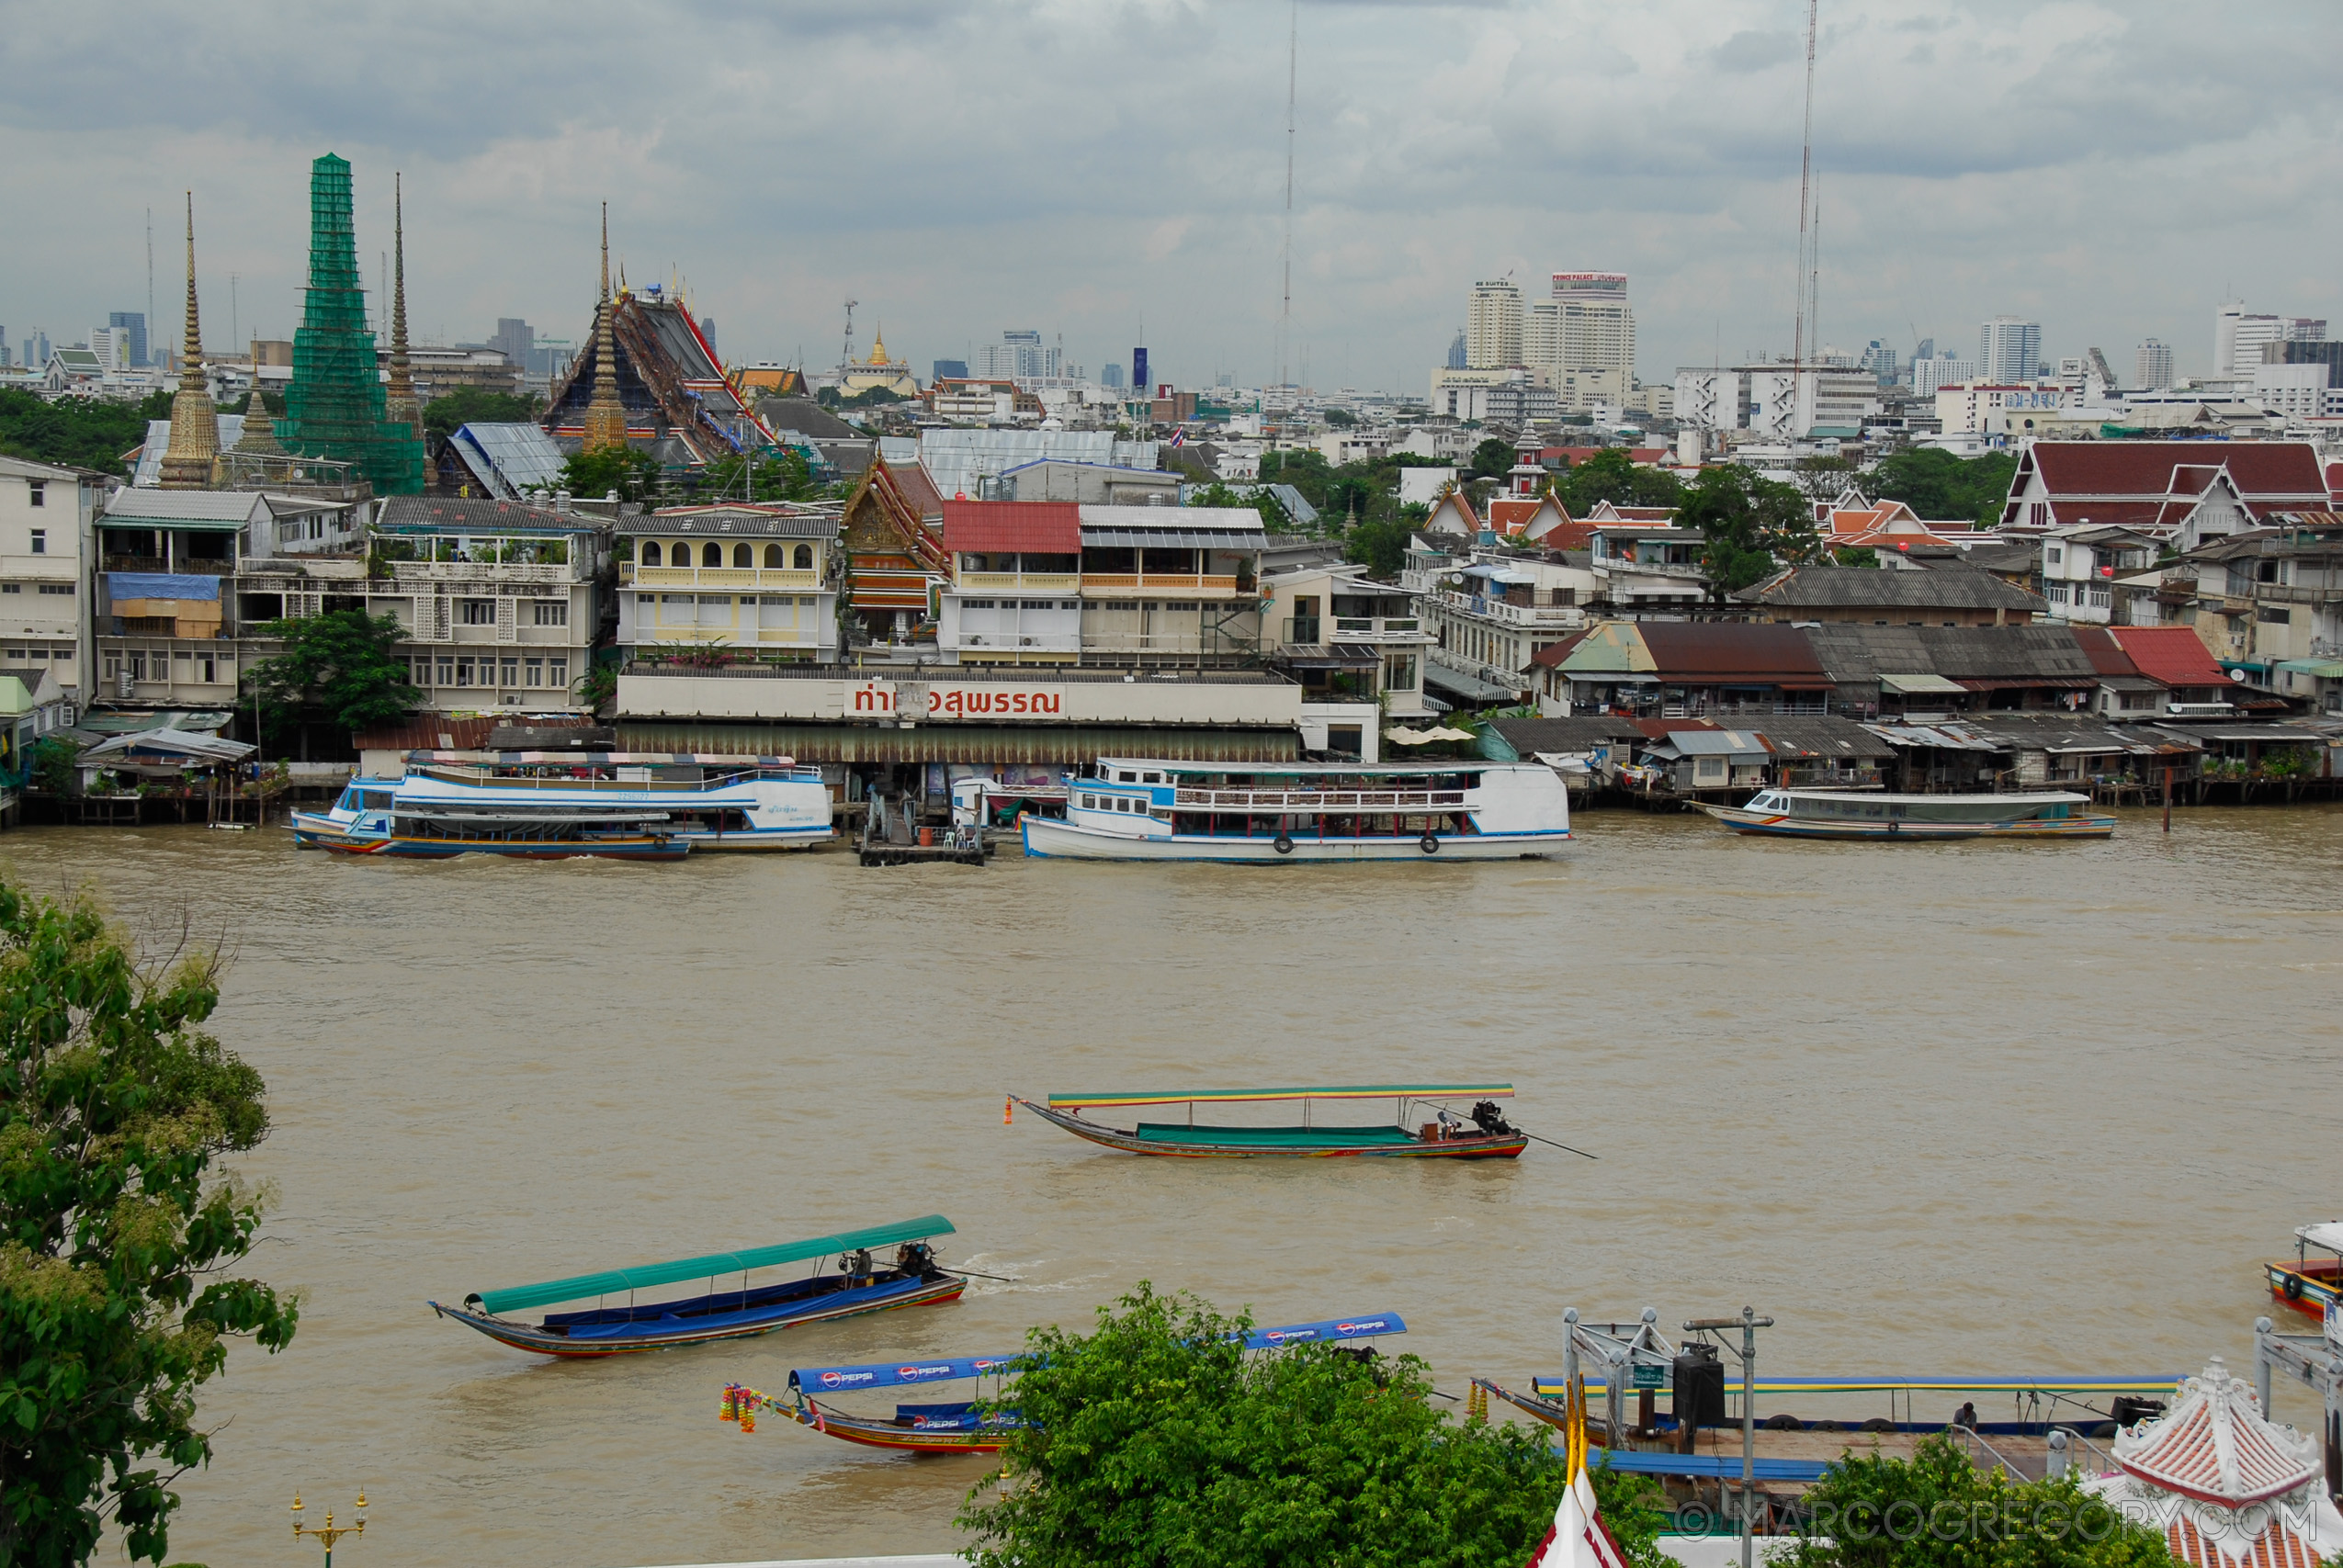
[{"x1": 897, "y1": 1364, "x2": 956, "y2": 1380}]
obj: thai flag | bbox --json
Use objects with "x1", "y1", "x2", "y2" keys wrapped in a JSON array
[{"x1": 1169, "y1": 428, "x2": 1186, "y2": 447}]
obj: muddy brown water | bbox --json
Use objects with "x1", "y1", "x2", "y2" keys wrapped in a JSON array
[{"x1": 4, "y1": 806, "x2": 2337, "y2": 1566}]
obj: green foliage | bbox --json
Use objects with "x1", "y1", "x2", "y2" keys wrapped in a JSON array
[
  {"x1": 1467, "y1": 436, "x2": 1517, "y2": 480},
  {"x1": 1189, "y1": 482, "x2": 1289, "y2": 532},
  {"x1": 1550, "y1": 447, "x2": 1685, "y2": 516},
  {"x1": 28, "y1": 739, "x2": 79, "y2": 797},
  {"x1": 1679, "y1": 463, "x2": 1822, "y2": 599},
  {"x1": 694, "y1": 447, "x2": 820, "y2": 503},
  {"x1": 1346, "y1": 515, "x2": 1419, "y2": 579},
  {"x1": 1784, "y1": 1434, "x2": 2175, "y2": 1568},
  {"x1": 1835, "y1": 547, "x2": 1881, "y2": 569},
  {"x1": 0, "y1": 389, "x2": 173, "y2": 478},
  {"x1": 560, "y1": 446, "x2": 663, "y2": 503},
  {"x1": 422, "y1": 386, "x2": 545, "y2": 443},
  {"x1": 958, "y1": 1284, "x2": 1572, "y2": 1568},
  {"x1": 243, "y1": 610, "x2": 421, "y2": 736},
  {"x1": 1789, "y1": 454, "x2": 1861, "y2": 502},
  {"x1": 1870, "y1": 448, "x2": 2020, "y2": 528},
  {"x1": 0, "y1": 883, "x2": 297, "y2": 1566},
  {"x1": 1588, "y1": 1460, "x2": 1672, "y2": 1568},
  {"x1": 574, "y1": 660, "x2": 619, "y2": 712},
  {"x1": 1324, "y1": 407, "x2": 1358, "y2": 428}
]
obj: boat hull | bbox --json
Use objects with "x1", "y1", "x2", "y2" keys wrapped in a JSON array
[
  {"x1": 318, "y1": 833, "x2": 690, "y2": 861},
  {"x1": 1697, "y1": 804, "x2": 2116, "y2": 840},
  {"x1": 428, "y1": 1273, "x2": 967, "y2": 1357},
  {"x1": 2264, "y1": 1258, "x2": 2343, "y2": 1321},
  {"x1": 1020, "y1": 815, "x2": 1568, "y2": 863},
  {"x1": 788, "y1": 1403, "x2": 1008, "y2": 1455},
  {"x1": 1021, "y1": 1100, "x2": 1526, "y2": 1159}
]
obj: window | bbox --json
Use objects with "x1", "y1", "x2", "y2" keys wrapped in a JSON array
[
  {"x1": 27, "y1": 485, "x2": 44, "y2": 509},
  {"x1": 525, "y1": 658, "x2": 544, "y2": 687},
  {"x1": 701, "y1": 542, "x2": 721, "y2": 568},
  {"x1": 28, "y1": 529, "x2": 45, "y2": 553},
  {"x1": 762, "y1": 543, "x2": 782, "y2": 568},
  {"x1": 547, "y1": 658, "x2": 567, "y2": 688},
  {"x1": 2045, "y1": 547, "x2": 2062, "y2": 565},
  {"x1": 455, "y1": 657, "x2": 476, "y2": 685},
  {"x1": 436, "y1": 657, "x2": 455, "y2": 686},
  {"x1": 501, "y1": 657, "x2": 520, "y2": 688},
  {"x1": 0, "y1": 585, "x2": 15, "y2": 594},
  {"x1": 460, "y1": 599, "x2": 496, "y2": 625},
  {"x1": 733, "y1": 543, "x2": 752, "y2": 568},
  {"x1": 641, "y1": 541, "x2": 662, "y2": 566},
  {"x1": 38, "y1": 583, "x2": 72, "y2": 596},
  {"x1": 794, "y1": 543, "x2": 813, "y2": 570},
  {"x1": 532, "y1": 600, "x2": 566, "y2": 626}
]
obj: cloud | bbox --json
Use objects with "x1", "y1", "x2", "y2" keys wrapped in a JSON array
[{"x1": 0, "y1": 0, "x2": 2337, "y2": 390}]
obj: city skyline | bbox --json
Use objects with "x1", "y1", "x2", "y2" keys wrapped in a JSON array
[{"x1": 2, "y1": 2, "x2": 2337, "y2": 391}]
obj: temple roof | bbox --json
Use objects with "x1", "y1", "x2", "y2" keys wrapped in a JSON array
[{"x1": 2112, "y1": 1360, "x2": 2319, "y2": 1506}]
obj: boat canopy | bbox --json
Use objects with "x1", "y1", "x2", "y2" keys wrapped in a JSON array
[
  {"x1": 2296, "y1": 1221, "x2": 2343, "y2": 1255},
  {"x1": 1047, "y1": 1085, "x2": 1511, "y2": 1110},
  {"x1": 466, "y1": 1215, "x2": 954, "y2": 1314},
  {"x1": 1532, "y1": 1372, "x2": 2178, "y2": 1399},
  {"x1": 786, "y1": 1314, "x2": 1407, "y2": 1394}
]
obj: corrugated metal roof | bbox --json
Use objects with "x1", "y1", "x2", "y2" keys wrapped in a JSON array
[
  {"x1": 447, "y1": 423, "x2": 567, "y2": 500},
  {"x1": 944, "y1": 500, "x2": 1081, "y2": 554},
  {"x1": 1737, "y1": 563, "x2": 2045, "y2": 612},
  {"x1": 614, "y1": 722, "x2": 1296, "y2": 765},
  {"x1": 918, "y1": 430, "x2": 1156, "y2": 502},
  {"x1": 378, "y1": 496, "x2": 592, "y2": 535},
  {"x1": 1081, "y1": 528, "x2": 1271, "y2": 550},
  {"x1": 104, "y1": 488, "x2": 268, "y2": 525},
  {"x1": 2110, "y1": 626, "x2": 2229, "y2": 687},
  {"x1": 1878, "y1": 671, "x2": 1967, "y2": 694},
  {"x1": 1635, "y1": 622, "x2": 1830, "y2": 682}
]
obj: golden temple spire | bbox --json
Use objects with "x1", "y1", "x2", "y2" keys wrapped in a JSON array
[
  {"x1": 157, "y1": 191, "x2": 221, "y2": 490},
  {"x1": 580, "y1": 201, "x2": 628, "y2": 455},
  {"x1": 868, "y1": 324, "x2": 889, "y2": 366},
  {"x1": 384, "y1": 171, "x2": 422, "y2": 441}
]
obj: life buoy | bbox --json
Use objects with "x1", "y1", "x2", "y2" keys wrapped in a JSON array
[
  {"x1": 2283, "y1": 1273, "x2": 2305, "y2": 1301},
  {"x1": 1420, "y1": 832, "x2": 1440, "y2": 854},
  {"x1": 1887, "y1": 819, "x2": 1900, "y2": 836},
  {"x1": 1273, "y1": 833, "x2": 1295, "y2": 855}
]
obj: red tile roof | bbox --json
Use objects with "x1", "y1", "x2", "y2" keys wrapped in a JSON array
[
  {"x1": 2014, "y1": 441, "x2": 2328, "y2": 527},
  {"x1": 942, "y1": 500, "x2": 1081, "y2": 553},
  {"x1": 890, "y1": 461, "x2": 945, "y2": 519},
  {"x1": 2067, "y1": 626, "x2": 2141, "y2": 678},
  {"x1": 2108, "y1": 626, "x2": 2228, "y2": 688}
]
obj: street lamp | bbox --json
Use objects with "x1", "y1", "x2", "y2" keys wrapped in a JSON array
[{"x1": 289, "y1": 1490, "x2": 368, "y2": 1568}]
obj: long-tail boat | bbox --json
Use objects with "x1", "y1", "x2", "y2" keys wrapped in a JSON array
[
  {"x1": 427, "y1": 1216, "x2": 963, "y2": 1357},
  {"x1": 1011, "y1": 1085, "x2": 1530, "y2": 1159},
  {"x1": 2265, "y1": 1221, "x2": 2343, "y2": 1322},
  {"x1": 720, "y1": 1313, "x2": 1408, "y2": 1455}
]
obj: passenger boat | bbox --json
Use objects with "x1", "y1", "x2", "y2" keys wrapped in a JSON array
[
  {"x1": 2265, "y1": 1222, "x2": 2343, "y2": 1322},
  {"x1": 309, "y1": 806, "x2": 690, "y2": 860},
  {"x1": 291, "y1": 751, "x2": 832, "y2": 853},
  {"x1": 1013, "y1": 1085, "x2": 1533, "y2": 1159},
  {"x1": 1698, "y1": 788, "x2": 2116, "y2": 840},
  {"x1": 427, "y1": 1216, "x2": 963, "y2": 1357},
  {"x1": 720, "y1": 1313, "x2": 1406, "y2": 1455},
  {"x1": 1018, "y1": 756, "x2": 1570, "y2": 862}
]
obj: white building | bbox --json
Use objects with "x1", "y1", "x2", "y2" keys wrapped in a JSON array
[
  {"x1": 1912, "y1": 354, "x2": 1981, "y2": 396},
  {"x1": 1934, "y1": 382, "x2": 2070, "y2": 436},
  {"x1": 2215, "y1": 305, "x2": 2324, "y2": 378},
  {"x1": 1673, "y1": 364, "x2": 1880, "y2": 436},
  {"x1": 615, "y1": 505, "x2": 839, "y2": 667},
  {"x1": 2252, "y1": 363, "x2": 2343, "y2": 422},
  {"x1": 1978, "y1": 317, "x2": 2043, "y2": 383},
  {"x1": 1428, "y1": 367, "x2": 1556, "y2": 425},
  {"x1": 1466, "y1": 279, "x2": 1522, "y2": 370},
  {"x1": 976, "y1": 330, "x2": 1060, "y2": 384},
  {"x1": 1522, "y1": 272, "x2": 1635, "y2": 397},
  {"x1": 2135, "y1": 338, "x2": 2174, "y2": 390},
  {"x1": 0, "y1": 455, "x2": 96, "y2": 705},
  {"x1": 2037, "y1": 525, "x2": 2157, "y2": 625}
]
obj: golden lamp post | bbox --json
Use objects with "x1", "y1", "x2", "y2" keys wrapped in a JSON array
[{"x1": 289, "y1": 1491, "x2": 367, "y2": 1568}]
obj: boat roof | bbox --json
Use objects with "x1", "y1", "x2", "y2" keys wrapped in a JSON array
[
  {"x1": 465, "y1": 1215, "x2": 954, "y2": 1314},
  {"x1": 785, "y1": 1313, "x2": 1406, "y2": 1393},
  {"x1": 410, "y1": 752, "x2": 801, "y2": 767},
  {"x1": 1762, "y1": 789, "x2": 2092, "y2": 805},
  {"x1": 1092, "y1": 757, "x2": 1502, "y2": 778},
  {"x1": 1047, "y1": 1084, "x2": 1511, "y2": 1110},
  {"x1": 393, "y1": 807, "x2": 675, "y2": 825},
  {"x1": 2295, "y1": 1221, "x2": 2343, "y2": 1254}
]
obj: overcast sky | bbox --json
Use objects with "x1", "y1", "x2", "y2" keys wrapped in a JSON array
[{"x1": 3, "y1": 1, "x2": 2337, "y2": 393}]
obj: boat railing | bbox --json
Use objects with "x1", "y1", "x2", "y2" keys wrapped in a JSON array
[
  {"x1": 415, "y1": 766, "x2": 773, "y2": 793},
  {"x1": 1168, "y1": 787, "x2": 1469, "y2": 810}
]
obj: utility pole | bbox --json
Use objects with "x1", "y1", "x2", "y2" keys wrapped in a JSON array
[
  {"x1": 1686, "y1": 1308, "x2": 1774, "y2": 1568},
  {"x1": 146, "y1": 208, "x2": 155, "y2": 367}
]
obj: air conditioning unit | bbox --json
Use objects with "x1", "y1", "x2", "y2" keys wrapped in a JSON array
[{"x1": 1019, "y1": 637, "x2": 1036, "y2": 646}]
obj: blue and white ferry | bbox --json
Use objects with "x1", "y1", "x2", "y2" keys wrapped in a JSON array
[
  {"x1": 1018, "y1": 757, "x2": 1571, "y2": 863},
  {"x1": 292, "y1": 752, "x2": 834, "y2": 853}
]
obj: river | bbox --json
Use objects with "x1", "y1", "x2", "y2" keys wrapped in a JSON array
[{"x1": 4, "y1": 806, "x2": 2337, "y2": 1566}]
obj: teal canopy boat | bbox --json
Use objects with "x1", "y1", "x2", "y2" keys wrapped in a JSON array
[
  {"x1": 427, "y1": 1216, "x2": 963, "y2": 1357},
  {"x1": 1013, "y1": 1085, "x2": 1530, "y2": 1159}
]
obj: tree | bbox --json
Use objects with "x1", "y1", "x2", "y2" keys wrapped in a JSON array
[
  {"x1": 0, "y1": 883, "x2": 298, "y2": 1566},
  {"x1": 560, "y1": 446, "x2": 662, "y2": 502},
  {"x1": 1788, "y1": 454, "x2": 1860, "y2": 502},
  {"x1": 956, "y1": 1284, "x2": 1629, "y2": 1568},
  {"x1": 1783, "y1": 1433, "x2": 2173, "y2": 1568},
  {"x1": 1679, "y1": 464, "x2": 1820, "y2": 601},
  {"x1": 1467, "y1": 436, "x2": 1516, "y2": 480},
  {"x1": 1345, "y1": 513, "x2": 1419, "y2": 579},
  {"x1": 422, "y1": 386, "x2": 544, "y2": 443},
  {"x1": 0, "y1": 389, "x2": 173, "y2": 478},
  {"x1": 1190, "y1": 482, "x2": 1288, "y2": 533},
  {"x1": 244, "y1": 610, "x2": 420, "y2": 738},
  {"x1": 694, "y1": 448, "x2": 819, "y2": 503},
  {"x1": 1869, "y1": 447, "x2": 2020, "y2": 528},
  {"x1": 1324, "y1": 407, "x2": 1358, "y2": 428},
  {"x1": 1552, "y1": 447, "x2": 1685, "y2": 515}
]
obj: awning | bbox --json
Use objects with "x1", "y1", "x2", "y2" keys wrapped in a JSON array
[
  {"x1": 1424, "y1": 665, "x2": 1525, "y2": 703},
  {"x1": 1954, "y1": 677, "x2": 2097, "y2": 691},
  {"x1": 1878, "y1": 672, "x2": 1966, "y2": 695},
  {"x1": 1080, "y1": 528, "x2": 1269, "y2": 550},
  {"x1": 2276, "y1": 660, "x2": 2343, "y2": 679},
  {"x1": 468, "y1": 1215, "x2": 956, "y2": 1314},
  {"x1": 1277, "y1": 644, "x2": 1381, "y2": 671}
]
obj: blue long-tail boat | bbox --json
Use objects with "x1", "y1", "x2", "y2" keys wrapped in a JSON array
[{"x1": 428, "y1": 1216, "x2": 963, "y2": 1357}]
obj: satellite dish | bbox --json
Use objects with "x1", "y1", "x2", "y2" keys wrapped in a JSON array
[{"x1": 2229, "y1": 668, "x2": 2247, "y2": 682}]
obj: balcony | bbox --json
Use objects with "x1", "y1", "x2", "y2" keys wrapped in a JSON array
[
  {"x1": 623, "y1": 565, "x2": 821, "y2": 591},
  {"x1": 956, "y1": 571, "x2": 1081, "y2": 593},
  {"x1": 390, "y1": 559, "x2": 575, "y2": 585},
  {"x1": 105, "y1": 556, "x2": 233, "y2": 575},
  {"x1": 634, "y1": 625, "x2": 823, "y2": 647},
  {"x1": 1080, "y1": 573, "x2": 1242, "y2": 599},
  {"x1": 1432, "y1": 591, "x2": 1583, "y2": 628}
]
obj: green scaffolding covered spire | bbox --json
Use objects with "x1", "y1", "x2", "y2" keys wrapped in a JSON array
[{"x1": 277, "y1": 152, "x2": 423, "y2": 494}]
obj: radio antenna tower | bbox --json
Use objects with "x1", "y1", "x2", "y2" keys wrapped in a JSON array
[
  {"x1": 1277, "y1": 0, "x2": 1296, "y2": 393},
  {"x1": 1790, "y1": 0, "x2": 1817, "y2": 383},
  {"x1": 841, "y1": 299, "x2": 857, "y2": 372}
]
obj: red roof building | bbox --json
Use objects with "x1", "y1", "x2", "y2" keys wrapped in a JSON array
[
  {"x1": 941, "y1": 500, "x2": 1081, "y2": 556},
  {"x1": 2108, "y1": 626, "x2": 2230, "y2": 692},
  {"x1": 1486, "y1": 494, "x2": 1573, "y2": 542},
  {"x1": 2001, "y1": 441, "x2": 2330, "y2": 542}
]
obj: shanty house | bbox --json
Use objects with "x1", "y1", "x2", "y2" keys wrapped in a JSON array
[{"x1": 1735, "y1": 563, "x2": 2046, "y2": 626}]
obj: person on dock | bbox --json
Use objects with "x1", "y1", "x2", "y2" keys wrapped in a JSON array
[{"x1": 1952, "y1": 1401, "x2": 1978, "y2": 1429}]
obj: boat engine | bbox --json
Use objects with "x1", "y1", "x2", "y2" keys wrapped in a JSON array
[
  {"x1": 1469, "y1": 1100, "x2": 1516, "y2": 1137},
  {"x1": 894, "y1": 1241, "x2": 934, "y2": 1277}
]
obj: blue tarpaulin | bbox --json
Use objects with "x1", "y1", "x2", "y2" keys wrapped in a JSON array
[
  {"x1": 1584, "y1": 1451, "x2": 1833, "y2": 1482},
  {"x1": 108, "y1": 572, "x2": 221, "y2": 601}
]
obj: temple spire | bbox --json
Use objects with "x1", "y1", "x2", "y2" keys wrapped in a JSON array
[
  {"x1": 580, "y1": 200, "x2": 628, "y2": 455},
  {"x1": 384, "y1": 171, "x2": 421, "y2": 441},
  {"x1": 157, "y1": 192, "x2": 221, "y2": 490}
]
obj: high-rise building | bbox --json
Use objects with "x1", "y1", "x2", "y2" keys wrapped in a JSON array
[
  {"x1": 489, "y1": 317, "x2": 535, "y2": 367},
  {"x1": 1098, "y1": 362, "x2": 1122, "y2": 389},
  {"x1": 108, "y1": 310, "x2": 149, "y2": 367},
  {"x1": 1858, "y1": 338, "x2": 1899, "y2": 386},
  {"x1": 1978, "y1": 317, "x2": 2042, "y2": 383},
  {"x1": 976, "y1": 328, "x2": 1059, "y2": 382},
  {"x1": 1445, "y1": 329, "x2": 1466, "y2": 371},
  {"x1": 28, "y1": 332, "x2": 50, "y2": 368},
  {"x1": 277, "y1": 152, "x2": 424, "y2": 494},
  {"x1": 2215, "y1": 305, "x2": 2325, "y2": 378},
  {"x1": 1913, "y1": 336, "x2": 1935, "y2": 364},
  {"x1": 936, "y1": 357, "x2": 972, "y2": 383},
  {"x1": 2135, "y1": 338, "x2": 2175, "y2": 390},
  {"x1": 1466, "y1": 279, "x2": 1522, "y2": 370},
  {"x1": 90, "y1": 326, "x2": 135, "y2": 370},
  {"x1": 1912, "y1": 354, "x2": 1980, "y2": 396}
]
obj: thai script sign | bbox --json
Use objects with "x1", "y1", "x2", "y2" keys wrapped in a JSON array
[
  {"x1": 923, "y1": 685, "x2": 1067, "y2": 721},
  {"x1": 848, "y1": 681, "x2": 897, "y2": 715}
]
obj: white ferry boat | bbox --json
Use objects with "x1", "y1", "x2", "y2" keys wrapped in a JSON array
[
  {"x1": 1018, "y1": 757, "x2": 1571, "y2": 863},
  {"x1": 1698, "y1": 788, "x2": 2116, "y2": 841},
  {"x1": 291, "y1": 753, "x2": 834, "y2": 853}
]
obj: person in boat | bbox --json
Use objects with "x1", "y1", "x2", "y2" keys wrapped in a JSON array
[
  {"x1": 1952, "y1": 1401, "x2": 1978, "y2": 1429},
  {"x1": 843, "y1": 1248, "x2": 876, "y2": 1288}
]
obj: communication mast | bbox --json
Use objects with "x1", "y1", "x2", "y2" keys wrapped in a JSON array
[
  {"x1": 1277, "y1": 0, "x2": 1296, "y2": 394},
  {"x1": 1790, "y1": 0, "x2": 1817, "y2": 385},
  {"x1": 841, "y1": 299, "x2": 858, "y2": 372}
]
